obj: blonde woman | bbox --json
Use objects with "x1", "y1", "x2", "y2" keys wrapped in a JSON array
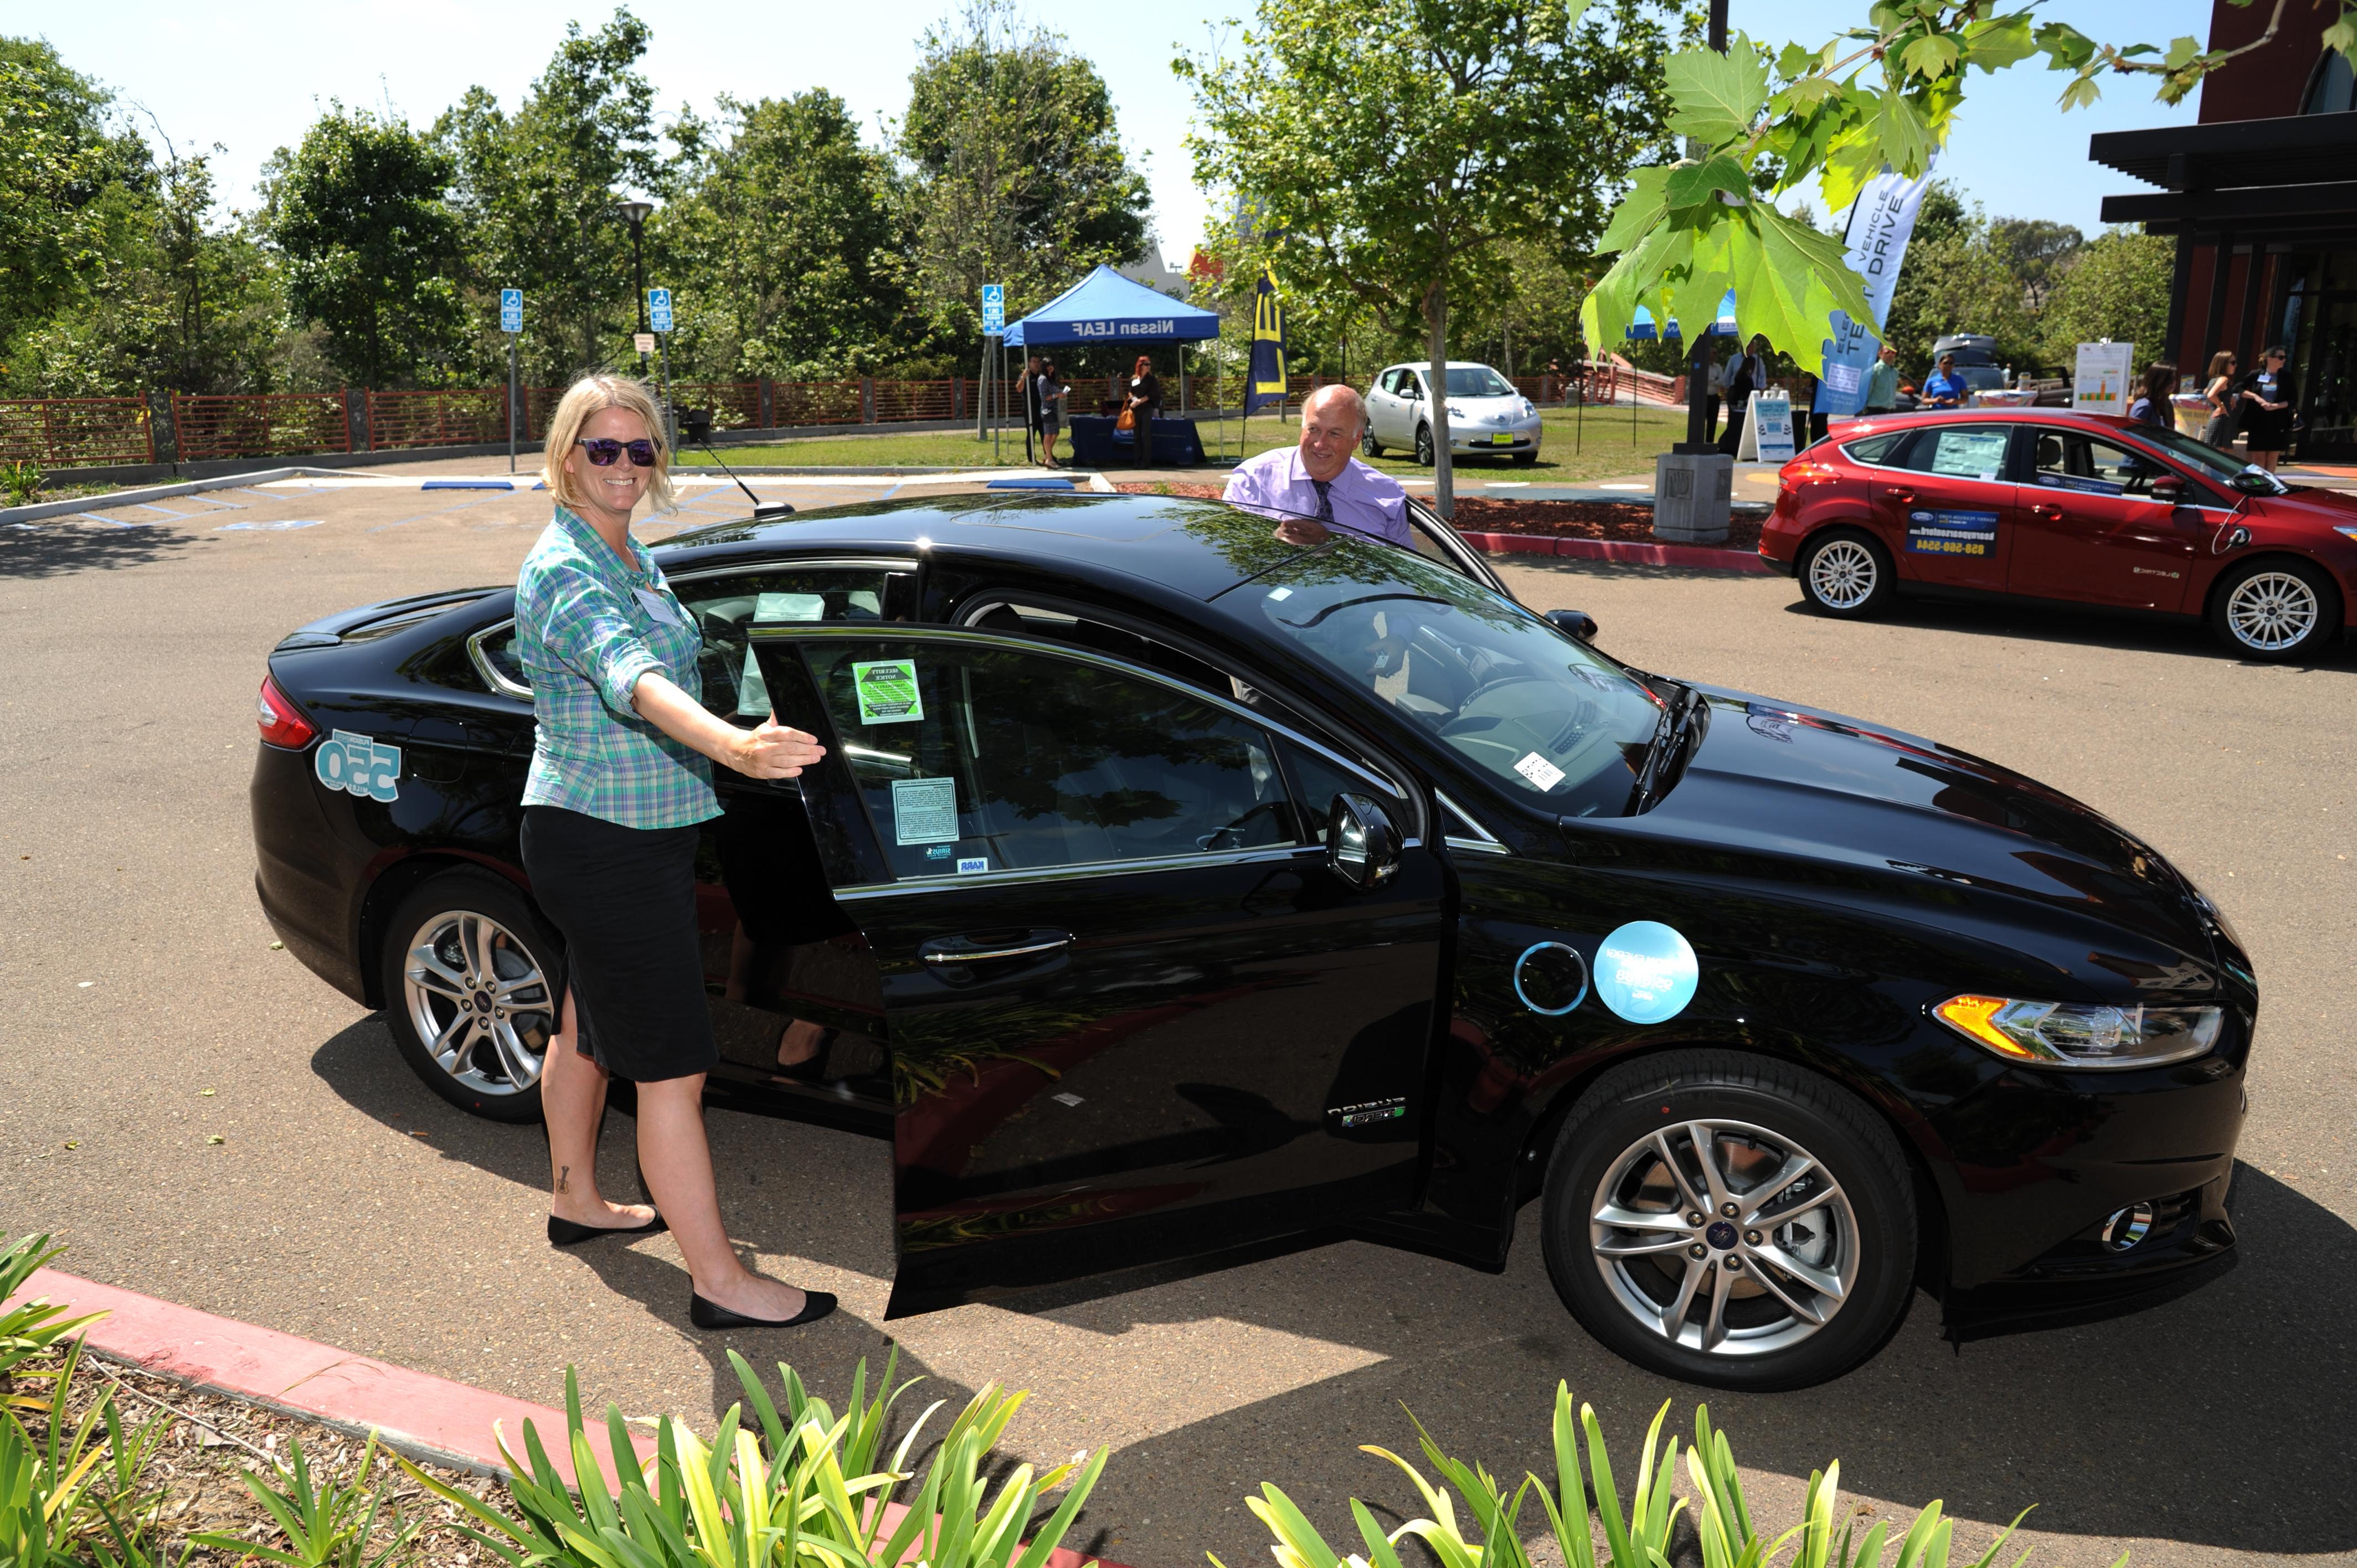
[{"x1": 516, "y1": 375, "x2": 835, "y2": 1330}]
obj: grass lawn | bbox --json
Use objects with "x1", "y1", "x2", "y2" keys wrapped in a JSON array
[{"x1": 676, "y1": 404, "x2": 1691, "y2": 485}]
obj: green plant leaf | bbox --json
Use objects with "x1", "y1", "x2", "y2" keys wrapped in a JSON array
[
  {"x1": 1665, "y1": 40, "x2": 1772, "y2": 145},
  {"x1": 1899, "y1": 33, "x2": 1959, "y2": 80},
  {"x1": 1872, "y1": 90, "x2": 1932, "y2": 176},
  {"x1": 1665, "y1": 157, "x2": 1751, "y2": 213},
  {"x1": 1960, "y1": 15, "x2": 2037, "y2": 70}
]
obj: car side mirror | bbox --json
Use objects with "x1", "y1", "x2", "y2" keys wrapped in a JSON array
[
  {"x1": 1326, "y1": 792, "x2": 1401, "y2": 891},
  {"x1": 2149, "y1": 476, "x2": 2186, "y2": 505},
  {"x1": 1545, "y1": 609, "x2": 1599, "y2": 643}
]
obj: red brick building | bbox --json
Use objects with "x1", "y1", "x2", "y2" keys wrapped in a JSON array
[{"x1": 2091, "y1": 1, "x2": 2355, "y2": 459}]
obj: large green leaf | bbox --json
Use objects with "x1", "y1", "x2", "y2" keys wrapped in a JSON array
[
  {"x1": 1664, "y1": 40, "x2": 1771, "y2": 145},
  {"x1": 1873, "y1": 89, "x2": 1932, "y2": 176},
  {"x1": 1599, "y1": 165, "x2": 1675, "y2": 253},
  {"x1": 1665, "y1": 156, "x2": 1751, "y2": 213}
]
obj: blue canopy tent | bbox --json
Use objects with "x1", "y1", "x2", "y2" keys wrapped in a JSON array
[
  {"x1": 1624, "y1": 291, "x2": 1740, "y2": 340},
  {"x1": 1003, "y1": 266, "x2": 1222, "y2": 467}
]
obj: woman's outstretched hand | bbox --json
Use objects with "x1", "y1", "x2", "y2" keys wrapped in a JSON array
[{"x1": 729, "y1": 715, "x2": 827, "y2": 779}]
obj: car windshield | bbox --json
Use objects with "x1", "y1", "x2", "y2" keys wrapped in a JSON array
[
  {"x1": 1241, "y1": 541, "x2": 1665, "y2": 816},
  {"x1": 1444, "y1": 366, "x2": 1517, "y2": 398},
  {"x1": 2120, "y1": 424, "x2": 2290, "y2": 495}
]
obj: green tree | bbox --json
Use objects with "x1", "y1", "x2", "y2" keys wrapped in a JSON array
[
  {"x1": 1582, "y1": 3, "x2": 2356, "y2": 374},
  {"x1": 1988, "y1": 215, "x2": 2082, "y2": 310},
  {"x1": 437, "y1": 8, "x2": 668, "y2": 384},
  {"x1": 1877, "y1": 184, "x2": 2037, "y2": 376},
  {"x1": 898, "y1": 0, "x2": 1150, "y2": 339},
  {"x1": 261, "y1": 106, "x2": 464, "y2": 388},
  {"x1": 2039, "y1": 227, "x2": 2172, "y2": 370},
  {"x1": 1181, "y1": 0, "x2": 1681, "y2": 516},
  {"x1": 660, "y1": 90, "x2": 912, "y2": 380}
]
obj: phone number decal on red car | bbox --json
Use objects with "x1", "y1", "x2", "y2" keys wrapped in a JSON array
[{"x1": 1906, "y1": 509, "x2": 1999, "y2": 558}]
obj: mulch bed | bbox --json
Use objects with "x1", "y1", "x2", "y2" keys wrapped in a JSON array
[
  {"x1": 1112, "y1": 483, "x2": 1763, "y2": 553},
  {"x1": 22, "y1": 1349, "x2": 512, "y2": 1568}
]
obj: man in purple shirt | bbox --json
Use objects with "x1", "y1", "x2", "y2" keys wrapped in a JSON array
[{"x1": 1223, "y1": 384, "x2": 1411, "y2": 547}]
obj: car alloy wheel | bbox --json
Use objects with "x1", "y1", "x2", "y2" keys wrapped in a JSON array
[
  {"x1": 1588, "y1": 1118, "x2": 1857, "y2": 1357},
  {"x1": 402, "y1": 908, "x2": 555, "y2": 1099},
  {"x1": 1415, "y1": 425, "x2": 1435, "y2": 466},
  {"x1": 1805, "y1": 538, "x2": 1879, "y2": 611},
  {"x1": 2224, "y1": 569, "x2": 2320, "y2": 653},
  {"x1": 1362, "y1": 428, "x2": 1385, "y2": 458}
]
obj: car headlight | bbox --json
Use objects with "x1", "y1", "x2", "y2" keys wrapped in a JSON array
[{"x1": 1932, "y1": 994, "x2": 2222, "y2": 1069}]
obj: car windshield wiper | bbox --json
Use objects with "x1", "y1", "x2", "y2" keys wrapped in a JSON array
[{"x1": 1625, "y1": 683, "x2": 1704, "y2": 816}]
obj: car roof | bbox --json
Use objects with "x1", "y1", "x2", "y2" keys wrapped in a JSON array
[
  {"x1": 1833, "y1": 408, "x2": 2141, "y2": 437},
  {"x1": 1382, "y1": 361, "x2": 1508, "y2": 374},
  {"x1": 653, "y1": 491, "x2": 1320, "y2": 607}
]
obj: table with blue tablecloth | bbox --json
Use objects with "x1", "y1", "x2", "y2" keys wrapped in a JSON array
[{"x1": 1066, "y1": 415, "x2": 1207, "y2": 469}]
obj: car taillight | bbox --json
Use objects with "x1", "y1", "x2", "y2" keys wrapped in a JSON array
[{"x1": 256, "y1": 675, "x2": 317, "y2": 749}]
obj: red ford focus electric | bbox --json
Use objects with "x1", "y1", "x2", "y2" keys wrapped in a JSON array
[{"x1": 1759, "y1": 409, "x2": 2357, "y2": 661}]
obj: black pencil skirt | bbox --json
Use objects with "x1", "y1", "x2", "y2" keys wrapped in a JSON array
[{"x1": 519, "y1": 804, "x2": 718, "y2": 1083}]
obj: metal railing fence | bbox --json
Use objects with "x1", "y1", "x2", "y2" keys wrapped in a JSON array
[
  {"x1": 0, "y1": 398, "x2": 154, "y2": 468},
  {"x1": 172, "y1": 392, "x2": 351, "y2": 462}
]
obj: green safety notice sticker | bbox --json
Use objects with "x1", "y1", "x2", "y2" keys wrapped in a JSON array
[
  {"x1": 852, "y1": 659, "x2": 924, "y2": 725},
  {"x1": 891, "y1": 777, "x2": 959, "y2": 845}
]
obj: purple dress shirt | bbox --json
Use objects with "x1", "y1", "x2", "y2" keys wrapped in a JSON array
[{"x1": 1222, "y1": 446, "x2": 1411, "y2": 548}]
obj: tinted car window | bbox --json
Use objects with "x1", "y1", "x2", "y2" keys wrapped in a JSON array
[
  {"x1": 800, "y1": 639, "x2": 1302, "y2": 880},
  {"x1": 678, "y1": 569, "x2": 893, "y2": 720},
  {"x1": 1246, "y1": 543, "x2": 1663, "y2": 817},
  {"x1": 1895, "y1": 425, "x2": 2011, "y2": 481},
  {"x1": 1443, "y1": 366, "x2": 1517, "y2": 398},
  {"x1": 2026, "y1": 430, "x2": 2164, "y2": 498},
  {"x1": 1841, "y1": 431, "x2": 1910, "y2": 466}
]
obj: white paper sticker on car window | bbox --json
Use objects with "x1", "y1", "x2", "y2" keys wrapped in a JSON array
[
  {"x1": 891, "y1": 776, "x2": 959, "y2": 844},
  {"x1": 754, "y1": 591, "x2": 825, "y2": 622},
  {"x1": 1514, "y1": 751, "x2": 1567, "y2": 791}
]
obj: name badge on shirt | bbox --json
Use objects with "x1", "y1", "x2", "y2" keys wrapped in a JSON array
[{"x1": 632, "y1": 586, "x2": 682, "y2": 626}]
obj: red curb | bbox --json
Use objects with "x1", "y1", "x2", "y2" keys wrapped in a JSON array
[
  {"x1": 8, "y1": 1269, "x2": 1127, "y2": 1568},
  {"x1": 1458, "y1": 530, "x2": 1775, "y2": 574}
]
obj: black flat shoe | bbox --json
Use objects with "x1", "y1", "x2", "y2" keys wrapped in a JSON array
[
  {"x1": 688, "y1": 1290, "x2": 837, "y2": 1330},
  {"x1": 547, "y1": 1212, "x2": 667, "y2": 1247},
  {"x1": 774, "y1": 1027, "x2": 840, "y2": 1083}
]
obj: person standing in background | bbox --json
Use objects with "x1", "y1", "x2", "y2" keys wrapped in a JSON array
[
  {"x1": 1021, "y1": 354, "x2": 1042, "y2": 464},
  {"x1": 1704, "y1": 357, "x2": 1725, "y2": 442},
  {"x1": 2127, "y1": 360, "x2": 2176, "y2": 430},
  {"x1": 1862, "y1": 344, "x2": 1902, "y2": 415},
  {"x1": 1795, "y1": 369, "x2": 1830, "y2": 445},
  {"x1": 1716, "y1": 336, "x2": 1768, "y2": 454},
  {"x1": 2235, "y1": 346, "x2": 2293, "y2": 472},
  {"x1": 1125, "y1": 354, "x2": 1162, "y2": 467},
  {"x1": 517, "y1": 374, "x2": 836, "y2": 1332},
  {"x1": 1921, "y1": 352, "x2": 1968, "y2": 408},
  {"x1": 1036, "y1": 358, "x2": 1067, "y2": 469},
  {"x1": 2199, "y1": 351, "x2": 2240, "y2": 448}
]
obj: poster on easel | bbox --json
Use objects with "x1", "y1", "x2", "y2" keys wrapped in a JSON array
[
  {"x1": 1733, "y1": 393, "x2": 1797, "y2": 464},
  {"x1": 2073, "y1": 341, "x2": 2133, "y2": 416}
]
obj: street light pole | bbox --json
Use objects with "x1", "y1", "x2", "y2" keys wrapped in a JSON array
[{"x1": 617, "y1": 199, "x2": 655, "y2": 377}]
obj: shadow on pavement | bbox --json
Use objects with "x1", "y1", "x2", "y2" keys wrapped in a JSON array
[
  {"x1": 310, "y1": 1015, "x2": 2354, "y2": 1558},
  {"x1": 1, "y1": 521, "x2": 195, "y2": 578},
  {"x1": 1780, "y1": 590, "x2": 2357, "y2": 670}
]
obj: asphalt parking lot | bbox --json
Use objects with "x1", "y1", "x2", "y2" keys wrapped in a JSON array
[{"x1": 4, "y1": 472, "x2": 2354, "y2": 1568}]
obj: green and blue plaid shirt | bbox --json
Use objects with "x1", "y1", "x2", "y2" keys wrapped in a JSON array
[{"x1": 516, "y1": 504, "x2": 719, "y2": 829}]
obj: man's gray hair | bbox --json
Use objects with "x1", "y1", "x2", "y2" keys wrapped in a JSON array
[{"x1": 1302, "y1": 381, "x2": 1368, "y2": 430}]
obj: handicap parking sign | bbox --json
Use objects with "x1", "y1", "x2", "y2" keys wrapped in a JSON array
[
  {"x1": 647, "y1": 287, "x2": 672, "y2": 333},
  {"x1": 981, "y1": 283, "x2": 1005, "y2": 334},
  {"x1": 499, "y1": 288, "x2": 522, "y2": 333}
]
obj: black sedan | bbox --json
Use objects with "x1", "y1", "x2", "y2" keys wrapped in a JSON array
[{"x1": 249, "y1": 491, "x2": 2252, "y2": 1389}]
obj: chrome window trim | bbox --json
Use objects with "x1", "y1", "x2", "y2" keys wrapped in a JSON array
[
  {"x1": 831, "y1": 843, "x2": 1336, "y2": 902},
  {"x1": 761, "y1": 621, "x2": 1411, "y2": 813},
  {"x1": 466, "y1": 621, "x2": 532, "y2": 702},
  {"x1": 466, "y1": 560, "x2": 924, "y2": 702},
  {"x1": 1438, "y1": 791, "x2": 1510, "y2": 855}
]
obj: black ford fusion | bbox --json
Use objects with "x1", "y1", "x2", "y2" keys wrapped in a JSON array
[{"x1": 249, "y1": 491, "x2": 2252, "y2": 1389}]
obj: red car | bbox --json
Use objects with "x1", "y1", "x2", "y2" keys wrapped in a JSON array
[{"x1": 1761, "y1": 409, "x2": 2357, "y2": 661}]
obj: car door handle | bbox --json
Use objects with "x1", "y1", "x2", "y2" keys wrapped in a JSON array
[
  {"x1": 1885, "y1": 488, "x2": 1916, "y2": 504},
  {"x1": 2028, "y1": 503, "x2": 2065, "y2": 520},
  {"x1": 919, "y1": 930, "x2": 1072, "y2": 966}
]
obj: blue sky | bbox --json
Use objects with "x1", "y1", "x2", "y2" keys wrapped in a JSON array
[{"x1": 27, "y1": 1, "x2": 2211, "y2": 260}]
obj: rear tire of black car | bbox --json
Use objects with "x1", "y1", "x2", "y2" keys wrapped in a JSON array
[
  {"x1": 1796, "y1": 528, "x2": 1893, "y2": 618},
  {"x1": 1362, "y1": 429, "x2": 1385, "y2": 458},
  {"x1": 380, "y1": 870, "x2": 564, "y2": 1124},
  {"x1": 2207, "y1": 556, "x2": 2341, "y2": 661},
  {"x1": 1415, "y1": 424, "x2": 1435, "y2": 467},
  {"x1": 1539, "y1": 1049, "x2": 1917, "y2": 1391}
]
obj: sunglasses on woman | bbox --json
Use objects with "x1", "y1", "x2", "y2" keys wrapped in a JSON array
[{"x1": 576, "y1": 437, "x2": 661, "y2": 467}]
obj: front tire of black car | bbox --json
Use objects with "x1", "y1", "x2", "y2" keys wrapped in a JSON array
[
  {"x1": 1795, "y1": 528, "x2": 1893, "y2": 618},
  {"x1": 2207, "y1": 556, "x2": 2340, "y2": 661},
  {"x1": 1540, "y1": 1050, "x2": 1917, "y2": 1391},
  {"x1": 379, "y1": 870, "x2": 564, "y2": 1123}
]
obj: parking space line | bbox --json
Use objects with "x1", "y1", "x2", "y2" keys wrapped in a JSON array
[{"x1": 217, "y1": 519, "x2": 326, "y2": 532}]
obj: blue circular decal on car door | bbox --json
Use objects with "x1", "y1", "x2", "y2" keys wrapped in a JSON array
[{"x1": 1594, "y1": 921, "x2": 1699, "y2": 1024}]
